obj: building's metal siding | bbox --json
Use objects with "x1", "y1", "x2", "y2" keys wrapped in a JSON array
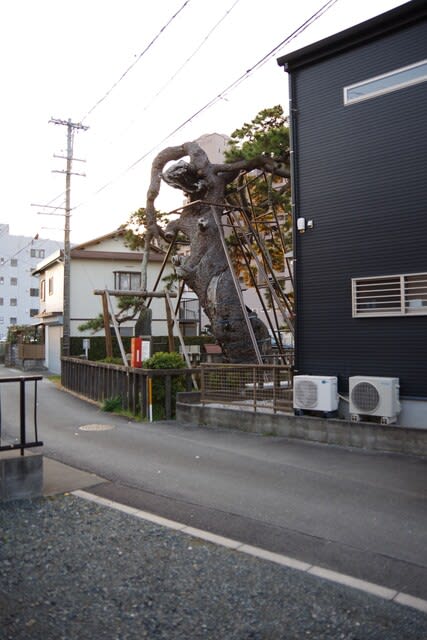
[{"x1": 291, "y1": 19, "x2": 427, "y2": 397}]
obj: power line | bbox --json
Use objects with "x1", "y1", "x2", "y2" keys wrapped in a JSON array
[
  {"x1": 158, "y1": 0, "x2": 339, "y2": 137},
  {"x1": 0, "y1": 235, "x2": 43, "y2": 267},
  {"x1": 73, "y1": 0, "x2": 338, "y2": 212},
  {"x1": 101, "y1": 0, "x2": 242, "y2": 148},
  {"x1": 80, "y1": 0, "x2": 192, "y2": 123}
]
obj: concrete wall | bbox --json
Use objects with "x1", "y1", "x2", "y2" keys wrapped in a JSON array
[
  {"x1": 177, "y1": 394, "x2": 427, "y2": 457},
  {"x1": 0, "y1": 454, "x2": 43, "y2": 501}
]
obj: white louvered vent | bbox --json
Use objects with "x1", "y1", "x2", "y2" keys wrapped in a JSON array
[{"x1": 352, "y1": 272, "x2": 427, "y2": 317}]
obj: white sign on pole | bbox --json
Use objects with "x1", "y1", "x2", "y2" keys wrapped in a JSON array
[{"x1": 141, "y1": 340, "x2": 151, "y2": 362}]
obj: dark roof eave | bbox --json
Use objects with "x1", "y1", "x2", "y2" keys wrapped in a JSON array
[
  {"x1": 69, "y1": 249, "x2": 165, "y2": 262},
  {"x1": 277, "y1": 0, "x2": 426, "y2": 72}
]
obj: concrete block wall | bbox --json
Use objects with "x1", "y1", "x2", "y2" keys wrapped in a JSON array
[{"x1": 0, "y1": 454, "x2": 43, "y2": 501}]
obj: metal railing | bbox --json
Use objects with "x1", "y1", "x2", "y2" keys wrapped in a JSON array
[
  {"x1": 0, "y1": 376, "x2": 43, "y2": 455},
  {"x1": 200, "y1": 363, "x2": 294, "y2": 413},
  {"x1": 61, "y1": 357, "x2": 199, "y2": 420}
]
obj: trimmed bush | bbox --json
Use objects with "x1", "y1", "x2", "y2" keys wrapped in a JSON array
[{"x1": 143, "y1": 352, "x2": 186, "y2": 420}]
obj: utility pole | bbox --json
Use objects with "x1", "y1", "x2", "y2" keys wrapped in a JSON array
[{"x1": 49, "y1": 118, "x2": 88, "y2": 357}]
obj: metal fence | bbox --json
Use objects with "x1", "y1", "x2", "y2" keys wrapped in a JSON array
[
  {"x1": 200, "y1": 364, "x2": 294, "y2": 413},
  {"x1": 0, "y1": 375, "x2": 43, "y2": 455},
  {"x1": 61, "y1": 357, "x2": 198, "y2": 420}
]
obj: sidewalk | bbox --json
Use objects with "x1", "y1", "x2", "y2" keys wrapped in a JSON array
[{"x1": 1, "y1": 485, "x2": 427, "y2": 640}]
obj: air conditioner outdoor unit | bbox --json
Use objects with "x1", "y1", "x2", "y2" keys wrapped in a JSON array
[
  {"x1": 349, "y1": 376, "x2": 400, "y2": 425},
  {"x1": 293, "y1": 375, "x2": 338, "y2": 414}
]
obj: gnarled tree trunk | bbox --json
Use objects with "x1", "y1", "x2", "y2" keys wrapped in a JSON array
[{"x1": 144, "y1": 142, "x2": 289, "y2": 363}]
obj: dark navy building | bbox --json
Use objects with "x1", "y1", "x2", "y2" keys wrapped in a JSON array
[{"x1": 278, "y1": 0, "x2": 427, "y2": 427}]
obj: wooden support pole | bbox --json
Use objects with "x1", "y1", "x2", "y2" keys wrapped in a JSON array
[
  {"x1": 165, "y1": 290, "x2": 198, "y2": 390},
  {"x1": 101, "y1": 293, "x2": 113, "y2": 359},
  {"x1": 105, "y1": 291, "x2": 128, "y2": 367},
  {"x1": 164, "y1": 296, "x2": 175, "y2": 352}
]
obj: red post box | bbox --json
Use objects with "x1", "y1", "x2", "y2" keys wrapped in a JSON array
[{"x1": 131, "y1": 337, "x2": 142, "y2": 368}]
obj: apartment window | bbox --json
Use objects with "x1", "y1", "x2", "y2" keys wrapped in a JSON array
[
  {"x1": 114, "y1": 271, "x2": 141, "y2": 291},
  {"x1": 30, "y1": 249, "x2": 45, "y2": 259},
  {"x1": 352, "y1": 272, "x2": 427, "y2": 317},
  {"x1": 10, "y1": 298, "x2": 17, "y2": 307},
  {"x1": 344, "y1": 59, "x2": 427, "y2": 105},
  {"x1": 30, "y1": 288, "x2": 39, "y2": 297},
  {"x1": 0, "y1": 277, "x2": 3, "y2": 285},
  {"x1": 0, "y1": 298, "x2": 3, "y2": 305},
  {"x1": 30, "y1": 308, "x2": 39, "y2": 317},
  {"x1": 10, "y1": 277, "x2": 17, "y2": 286},
  {"x1": 40, "y1": 280, "x2": 46, "y2": 301},
  {"x1": 48, "y1": 277, "x2": 54, "y2": 295},
  {"x1": 0, "y1": 317, "x2": 3, "y2": 324},
  {"x1": 9, "y1": 317, "x2": 17, "y2": 325},
  {"x1": 10, "y1": 258, "x2": 18, "y2": 267}
]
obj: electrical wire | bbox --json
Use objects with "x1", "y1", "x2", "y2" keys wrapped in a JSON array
[
  {"x1": 0, "y1": 235, "x2": 45, "y2": 267},
  {"x1": 72, "y1": 0, "x2": 338, "y2": 213},
  {"x1": 80, "y1": 0, "x2": 192, "y2": 123},
  {"x1": 100, "y1": 0, "x2": 242, "y2": 149},
  {"x1": 156, "y1": 0, "x2": 339, "y2": 139}
]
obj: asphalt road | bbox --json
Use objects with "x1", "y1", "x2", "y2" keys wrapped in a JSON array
[{"x1": 1, "y1": 367, "x2": 427, "y2": 601}]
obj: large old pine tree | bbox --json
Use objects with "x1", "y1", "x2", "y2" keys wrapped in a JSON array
[{"x1": 143, "y1": 107, "x2": 291, "y2": 363}]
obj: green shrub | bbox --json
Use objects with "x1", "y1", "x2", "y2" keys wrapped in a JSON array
[
  {"x1": 101, "y1": 395, "x2": 122, "y2": 412},
  {"x1": 143, "y1": 352, "x2": 186, "y2": 419},
  {"x1": 98, "y1": 356, "x2": 126, "y2": 366},
  {"x1": 143, "y1": 351, "x2": 186, "y2": 370}
]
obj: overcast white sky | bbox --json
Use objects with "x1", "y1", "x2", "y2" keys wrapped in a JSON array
[{"x1": 0, "y1": 0, "x2": 406, "y2": 245}]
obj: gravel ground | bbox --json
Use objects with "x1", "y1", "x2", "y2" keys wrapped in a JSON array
[{"x1": 1, "y1": 495, "x2": 426, "y2": 640}]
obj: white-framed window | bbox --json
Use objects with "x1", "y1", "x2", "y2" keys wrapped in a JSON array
[
  {"x1": 48, "y1": 277, "x2": 54, "y2": 295},
  {"x1": 344, "y1": 59, "x2": 427, "y2": 105},
  {"x1": 30, "y1": 249, "x2": 45, "y2": 259},
  {"x1": 40, "y1": 280, "x2": 46, "y2": 301},
  {"x1": 352, "y1": 272, "x2": 427, "y2": 317},
  {"x1": 114, "y1": 271, "x2": 141, "y2": 291}
]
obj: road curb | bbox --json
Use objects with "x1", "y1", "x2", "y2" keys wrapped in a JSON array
[{"x1": 72, "y1": 489, "x2": 427, "y2": 615}]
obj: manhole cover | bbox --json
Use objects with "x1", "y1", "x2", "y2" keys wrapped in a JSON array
[{"x1": 79, "y1": 424, "x2": 115, "y2": 432}]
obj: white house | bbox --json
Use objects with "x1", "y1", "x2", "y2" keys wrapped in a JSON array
[{"x1": 32, "y1": 229, "x2": 175, "y2": 373}]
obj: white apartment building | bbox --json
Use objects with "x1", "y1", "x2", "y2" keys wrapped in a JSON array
[{"x1": 0, "y1": 224, "x2": 59, "y2": 340}]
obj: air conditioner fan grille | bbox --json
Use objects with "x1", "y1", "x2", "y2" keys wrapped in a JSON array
[
  {"x1": 295, "y1": 379, "x2": 318, "y2": 408},
  {"x1": 351, "y1": 382, "x2": 380, "y2": 412}
]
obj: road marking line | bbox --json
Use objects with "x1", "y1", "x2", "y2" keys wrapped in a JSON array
[{"x1": 72, "y1": 489, "x2": 427, "y2": 614}]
